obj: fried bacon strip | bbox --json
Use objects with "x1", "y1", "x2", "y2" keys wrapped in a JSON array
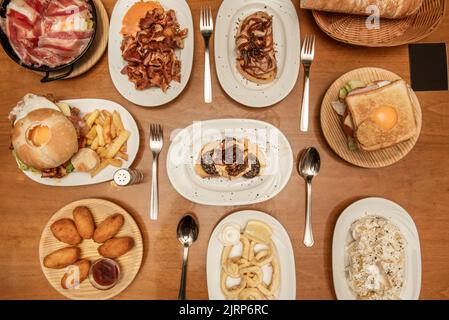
[{"x1": 120, "y1": 8, "x2": 188, "y2": 92}]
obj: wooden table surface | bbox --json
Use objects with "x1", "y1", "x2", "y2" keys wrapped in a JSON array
[{"x1": 0, "y1": 0, "x2": 448, "y2": 300}]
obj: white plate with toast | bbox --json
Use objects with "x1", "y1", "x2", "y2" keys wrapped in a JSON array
[
  {"x1": 166, "y1": 119, "x2": 293, "y2": 206},
  {"x1": 19, "y1": 99, "x2": 139, "y2": 187},
  {"x1": 207, "y1": 210, "x2": 296, "y2": 300},
  {"x1": 332, "y1": 197, "x2": 422, "y2": 300},
  {"x1": 215, "y1": 0, "x2": 301, "y2": 107},
  {"x1": 109, "y1": 0, "x2": 194, "y2": 107}
]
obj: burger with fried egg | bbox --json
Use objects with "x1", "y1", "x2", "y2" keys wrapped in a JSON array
[{"x1": 9, "y1": 94, "x2": 91, "y2": 178}]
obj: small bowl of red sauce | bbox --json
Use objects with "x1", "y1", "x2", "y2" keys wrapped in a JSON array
[{"x1": 89, "y1": 258, "x2": 120, "y2": 290}]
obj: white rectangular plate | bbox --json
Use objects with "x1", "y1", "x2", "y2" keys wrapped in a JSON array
[{"x1": 166, "y1": 119, "x2": 293, "y2": 206}]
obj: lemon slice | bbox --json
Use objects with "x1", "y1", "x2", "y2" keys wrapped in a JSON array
[{"x1": 243, "y1": 220, "x2": 272, "y2": 244}]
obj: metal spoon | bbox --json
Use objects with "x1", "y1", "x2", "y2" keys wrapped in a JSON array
[
  {"x1": 298, "y1": 147, "x2": 321, "y2": 247},
  {"x1": 177, "y1": 215, "x2": 199, "y2": 300}
]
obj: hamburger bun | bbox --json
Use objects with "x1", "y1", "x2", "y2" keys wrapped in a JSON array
[
  {"x1": 71, "y1": 148, "x2": 100, "y2": 172},
  {"x1": 11, "y1": 108, "x2": 79, "y2": 170}
]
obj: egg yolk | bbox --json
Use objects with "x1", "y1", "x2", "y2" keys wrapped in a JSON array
[
  {"x1": 28, "y1": 125, "x2": 51, "y2": 147},
  {"x1": 121, "y1": 1, "x2": 163, "y2": 36},
  {"x1": 370, "y1": 106, "x2": 398, "y2": 130}
]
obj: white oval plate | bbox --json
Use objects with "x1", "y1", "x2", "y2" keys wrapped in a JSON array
[
  {"x1": 166, "y1": 119, "x2": 293, "y2": 206},
  {"x1": 215, "y1": 0, "x2": 300, "y2": 108},
  {"x1": 20, "y1": 99, "x2": 139, "y2": 187},
  {"x1": 207, "y1": 210, "x2": 296, "y2": 300},
  {"x1": 108, "y1": 0, "x2": 194, "y2": 107},
  {"x1": 332, "y1": 197, "x2": 422, "y2": 300}
]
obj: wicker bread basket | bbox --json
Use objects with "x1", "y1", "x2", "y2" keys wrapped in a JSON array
[{"x1": 311, "y1": 0, "x2": 446, "y2": 47}]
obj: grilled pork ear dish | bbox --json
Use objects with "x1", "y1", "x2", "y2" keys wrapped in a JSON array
[
  {"x1": 236, "y1": 11, "x2": 277, "y2": 84},
  {"x1": 195, "y1": 138, "x2": 266, "y2": 180},
  {"x1": 120, "y1": 3, "x2": 188, "y2": 92}
]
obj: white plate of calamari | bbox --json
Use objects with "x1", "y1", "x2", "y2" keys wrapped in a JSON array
[
  {"x1": 207, "y1": 210, "x2": 296, "y2": 300},
  {"x1": 332, "y1": 197, "x2": 422, "y2": 300}
]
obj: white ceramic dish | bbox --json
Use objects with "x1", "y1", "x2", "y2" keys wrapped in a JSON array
[
  {"x1": 166, "y1": 119, "x2": 293, "y2": 206},
  {"x1": 108, "y1": 0, "x2": 194, "y2": 107},
  {"x1": 20, "y1": 99, "x2": 139, "y2": 187},
  {"x1": 332, "y1": 197, "x2": 422, "y2": 300},
  {"x1": 207, "y1": 210, "x2": 296, "y2": 300},
  {"x1": 214, "y1": 0, "x2": 300, "y2": 107}
]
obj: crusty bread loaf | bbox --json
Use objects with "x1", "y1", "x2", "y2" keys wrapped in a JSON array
[
  {"x1": 300, "y1": 0, "x2": 424, "y2": 19},
  {"x1": 11, "y1": 108, "x2": 79, "y2": 170}
]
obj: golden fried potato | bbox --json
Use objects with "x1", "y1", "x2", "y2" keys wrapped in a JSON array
[
  {"x1": 93, "y1": 214, "x2": 124, "y2": 243},
  {"x1": 43, "y1": 247, "x2": 80, "y2": 269},
  {"x1": 98, "y1": 237, "x2": 134, "y2": 258},
  {"x1": 72, "y1": 206, "x2": 95, "y2": 239},
  {"x1": 61, "y1": 259, "x2": 91, "y2": 289},
  {"x1": 50, "y1": 219, "x2": 81, "y2": 245}
]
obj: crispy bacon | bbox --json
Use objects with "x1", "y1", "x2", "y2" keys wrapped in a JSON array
[
  {"x1": 2, "y1": 0, "x2": 93, "y2": 68},
  {"x1": 120, "y1": 8, "x2": 188, "y2": 92}
]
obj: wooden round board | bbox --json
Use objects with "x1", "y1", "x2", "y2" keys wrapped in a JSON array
[
  {"x1": 312, "y1": 0, "x2": 446, "y2": 47},
  {"x1": 320, "y1": 67, "x2": 422, "y2": 168},
  {"x1": 39, "y1": 199, "x2": 143, "y2": 300},
  {"x1": 35, "y1": 0, "x2": 109, "y2": 79}
]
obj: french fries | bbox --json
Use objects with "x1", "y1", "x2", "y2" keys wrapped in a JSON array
[
  {"x1": 95, "y1": 125, "x2": 105, "y2": 147},
  {"x1": 90, "y1": 136, "x2": 99, "y2": 150},
  {"x1": 90, "y1": 160, "x2": 109, "y2": 177},
  {"x1": 105, "y1": 130, "x2": 130, "y2": 159},
  {"x1": 86, "y1": 110, "x2": 100, "y2": 127},
  {"x1": 107, "y1": 158, "x2": 122, "y2": 167},
  {"x1": 86, "y1": 126, "x2": 97, "y2": 140},
  {"x1": 117, "y1": 151, "x2": 128, "y2": 161},
  {"x1": 83, "y1": 109, "x2": 131, "y2": 178},
  {"x1": 112, "y1": 111, "x2": 124, "y2": 132},
  {"x1": 103, "y1": 113, "x2": 112, "y2": 145}
]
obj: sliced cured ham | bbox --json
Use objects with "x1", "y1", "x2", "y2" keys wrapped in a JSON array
[{"x1": 2, "y1": 0, "x2": 94, "y2": 68}]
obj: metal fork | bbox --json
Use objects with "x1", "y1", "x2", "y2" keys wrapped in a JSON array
[
  {"x1": 200, "y1": 6, "x2": 213, "y2": 103},
  {"x1": 149, "y1": 124, "x2": 163, "y2": 220},
  {"x1": 300, "y1": 35, "x2": 316, "y2": 132}
]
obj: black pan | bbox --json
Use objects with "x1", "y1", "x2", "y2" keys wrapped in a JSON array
[{"x1": 0, "y1": 0, "x2": 97, "y2": 83}]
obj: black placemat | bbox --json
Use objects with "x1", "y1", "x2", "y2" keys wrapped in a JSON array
[{"x1": 408, "y1": 43, "x2": 448, "y2": 91}]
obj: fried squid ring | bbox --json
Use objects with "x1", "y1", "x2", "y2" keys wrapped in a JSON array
[
  {"x1": 239, "y1": 266, "x2": 263, "y2": 288},
  {"x1": 221, "y1": 236, "x2": 251, "y2": 277},
  {"x1": 257, "y1": 254, "x2": 280, "y2": 297},
  {"x1": 251, "y1": 241, "x2": 275, "y2": 267},
  {"x1": 221, "y1": 272, "x2": 247, "y2": 299},
  {"x1": 238, "y1": 288, "x2": 266, "y2": 300}
]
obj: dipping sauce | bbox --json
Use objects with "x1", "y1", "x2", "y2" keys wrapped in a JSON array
[
  {"x1": 89, "y1": 258, "x2": 120, "y2": 290},
  {"x1": 120, "y1": 1, "x2": 163, "y2": 36}
]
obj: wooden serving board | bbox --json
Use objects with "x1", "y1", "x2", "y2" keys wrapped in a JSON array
[
  {"x1": 39, "y1": 199, "x2": 143, "y2": 300},
  {"x1": 320, "y1": 67, "x2": 422, "y2": 168},
  {"x1": 35, "y1": 0, "x2": 109, "y2": 80}
]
